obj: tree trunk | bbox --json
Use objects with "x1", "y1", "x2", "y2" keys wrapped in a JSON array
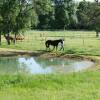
[
  {"x1": 7, "y1": 33, "x2": 10, "y2": 45},
  {"x1": 0, "y1": 33, "x2": 1, "y2": 45},
  {"x1": 14, "y1": 33, "x2": 17, "y2": 44},
  {"x1": 96, "y1": 31, "x2": 99, "y2": 38}
]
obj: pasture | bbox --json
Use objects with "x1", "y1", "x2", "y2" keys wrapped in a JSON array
[
  {"x1": 0, "y1": 30, "x2": 100, "y2": 100},
  {"x1": 0, "y1": 72, "x2": 100, "y2": 100},
  {"x1": 1, "y1": 30, "x2": 100, "y2": 56}
]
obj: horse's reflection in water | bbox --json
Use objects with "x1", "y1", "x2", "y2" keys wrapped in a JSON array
[{"x1": 45, "y1": 39, "x2": 64, "y2": 51}]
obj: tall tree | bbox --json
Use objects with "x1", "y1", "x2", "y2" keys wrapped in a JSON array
[
  {"x1": 0, "y1": 0, "x2": 35, "y2": 45},
  {"x1": 77, "y1": 0, "x2": 100, "y2": 37},
  {"x1": 0, "y1": 16, "x2": 2, "y2": 45},
  {"x1": 54, "y1": 0, "x2": 76, "y2": 29},
  {"x1": 0, "y1": 0, "x2": 4, "y2": 45},
  {"x1": 76, "y1": 0, "x2": 90, "y2": 29},
  {"x1": 88, "y1": 2, "x2": 100, "y2": 37},
  {"x1": 33, "y1": 0, "x2": 53, "y2": 29}
]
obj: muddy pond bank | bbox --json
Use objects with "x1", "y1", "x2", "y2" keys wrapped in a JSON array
[
  {"x1": 0, "y1": 48, "x2": 99, "y2": 73},
  {"x1": 0, "y1": 48, "x2": 95, "y2": 61}
]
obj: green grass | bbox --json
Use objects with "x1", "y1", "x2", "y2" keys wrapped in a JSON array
[
  {"x1": 0, "y1": 71, "x2": 100, "y2": 100},
  {"x1": 1, "y1": 30, "x2": 100, "y2": 56}
]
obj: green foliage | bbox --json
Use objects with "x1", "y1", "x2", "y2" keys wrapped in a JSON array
[
  {"x1": 35, "y1": 0, "x2": 52, "y2": 15},
  {"x1": 77, "y1": 1, "x2": 100, "y2": 37},
  {"x1": 88, "y1": 3, "x2": 100, "y2": 32},
  {"x1": 30, "y1": 10, "x2": 39, "y2": 28},
  {"x1": 0, "y1": 0, "x2": 38, "y2": 44},
  {"x1": 76, "y1": 0, "x2": 90, "y2": 29},
  {"x1": 0, "y1": 0, "x2": 36, "y2": 34},
  {"x1": 0, "y1": 0, "x2": 100, "y2": 32},
  {"x1": 34, "y1": 0, "x2": 54, "y2": 29},
  {"x1": 55, "y1": 5, "x2": 68, "y2": 29},
  {"x1": 54, "y1": 0, "x2": 76, "y2": 29}
]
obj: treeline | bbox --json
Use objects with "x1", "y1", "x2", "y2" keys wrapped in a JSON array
[
  {"x1": 0, "y1": 0, "x2": 100, "y2": 45},
  {"x1": 32, "y1": 0, "x2": 100, "y2": 34}
]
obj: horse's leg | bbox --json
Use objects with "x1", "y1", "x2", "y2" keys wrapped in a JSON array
[
  {"x1": 56, "y1": 46, "x2": 58, "y2": 51},
  {"x1": 61, "y1": 46, "x2": 64, "y2": 51},
  {"x1": 62, "y1": 46, "x2": 64, "y2": 51},
  {"x1": 49, "y1": 46, "x2": 51, "y2": 51},
  {"x1": 46, "y1": 46, "x2": 48, "y2": 51},
  {"x1": 59, "y1": 43, "x2": 64, "y2": 51},
  {"x1": 48, "y1": 44, "x2": 51, "y2": 51},
  {"x1": 11, "y1": 39, "x2": 13, "y2": 43},
  {"x1": 45, "y1": 43, "x2": 49, "y2": 51},
  {"x1": 46, "y1": 46, "x2": 50, "y2": 51},
  {"x1": 52, "y1": 46, "x2": 55, "y2": 51}
]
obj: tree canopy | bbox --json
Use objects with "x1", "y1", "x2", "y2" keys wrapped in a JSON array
[
  {"x1": 0, "y1": 0, "x2": 36, "y2": 44},
  {"x1": 77, "y1": 0, "x2": 100, "y2": 37}
]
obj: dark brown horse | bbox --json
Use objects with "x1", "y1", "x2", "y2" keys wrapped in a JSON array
[
  {"x1": 4, "y1": 35, "x2": 14, "y2": 43},
  {"x1": 45, "y1": 39, "x2": 64, "y2": 51},
  {"x1": 4, "y1": 34, "x2": 24, "y2": 43}
]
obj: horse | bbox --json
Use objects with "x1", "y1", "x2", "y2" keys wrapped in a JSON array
[
  {"x1": 45, "y1": 39, "x2": 64, "y2": 51},
  {"x1": 15, "y1": 34, "x2": 24, "y2": 42},
  {"x1": 16, "y1": 36, "x2": 24, "y2": 42},
  {"x1": 4, "y1": 35, "x2": 14, "y2": 43}
]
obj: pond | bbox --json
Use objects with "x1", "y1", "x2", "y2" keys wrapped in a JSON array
[{"x1": 0, "y1": 56, "x2": 94, "y2": 75}]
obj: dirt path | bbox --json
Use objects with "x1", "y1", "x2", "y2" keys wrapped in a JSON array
[
  {"x1": 0, "y1": 48, "x2": 32, "y2": 52},
  {"x1": 0, "y1": 48, "x2": 34, "y2": 56},
  {"x1": 0, "y1": 47, "x2": 97, "y2": 61}
]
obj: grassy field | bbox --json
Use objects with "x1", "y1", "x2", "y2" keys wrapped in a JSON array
[
  {"x1": 1, "y1": 30, "x2": 100, "y2": 56},
  {"x1": 0, "y1": 30, "x2": 100, "y2": 100},
  {"x1": 0, "y1": 71, "x2": 100, "y2": 100}
]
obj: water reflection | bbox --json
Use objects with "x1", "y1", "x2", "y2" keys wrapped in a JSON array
[
  {"x1": 18, "y1": 58, "x2": 53, "y2": 74},
  {"x1": 63, "y1": 61, "x2": 94, "y2": 73},
  {"x1": 0, "y1": 56, "x2": 94, "y2": 74}
]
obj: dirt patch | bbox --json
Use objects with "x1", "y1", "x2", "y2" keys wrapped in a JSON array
[{"x1": 0, "y1": 48, "x2": 96, "y2": 61}]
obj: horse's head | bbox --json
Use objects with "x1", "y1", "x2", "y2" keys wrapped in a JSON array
[
  {"x1": 60, "y1": 39, "x2": 64, "y2": 44},
  {"x1": 45, "y1": 40, "x2": 50, "y2": 48},
  {"x1": 62, "y1": 38, "x2": 65, "y2": 41}
]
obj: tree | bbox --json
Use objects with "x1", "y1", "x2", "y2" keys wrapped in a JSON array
[
  {"x1": 54, "y1": 0, "x2": 76, "y2": 29},
  {"x1": 0, "y1": 0, "x2": 35, "y2": 45},
  {"x1": 0, "y1": 16, "x2": 2, "y2": 45},
  {"x1": 76, "y1": 0, "x2": 100, "y2": 37},
  {"x1": 88, "y1": 3, "x2": 100, "y2": 37},
  {"x1": 93, "y1": 0, "x2": 100, "y2": 37},
  {"x1": 76, "y1": 0, "x2": 90, "y2": 29},
  {"x1": 94, "y1": 16, "x2": 100, "y2": 37},
  {"x1": 0, "y1": 0, "x2": 4, "y2": 45},
  {"x1": 33, "y1": 0, "x2": 53, "y2": 29}
]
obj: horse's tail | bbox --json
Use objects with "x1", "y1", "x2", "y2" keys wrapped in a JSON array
[
  {"x1": 45, "y1": 37, "x2": 47, "y2": 43},
  {"x1": 45, "y1": 41, "x2": 48, "y2": 47}
]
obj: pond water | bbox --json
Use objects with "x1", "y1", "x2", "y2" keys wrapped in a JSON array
[{"x1": 0, "y1": 56, "x2": 94, "y2": 74}]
